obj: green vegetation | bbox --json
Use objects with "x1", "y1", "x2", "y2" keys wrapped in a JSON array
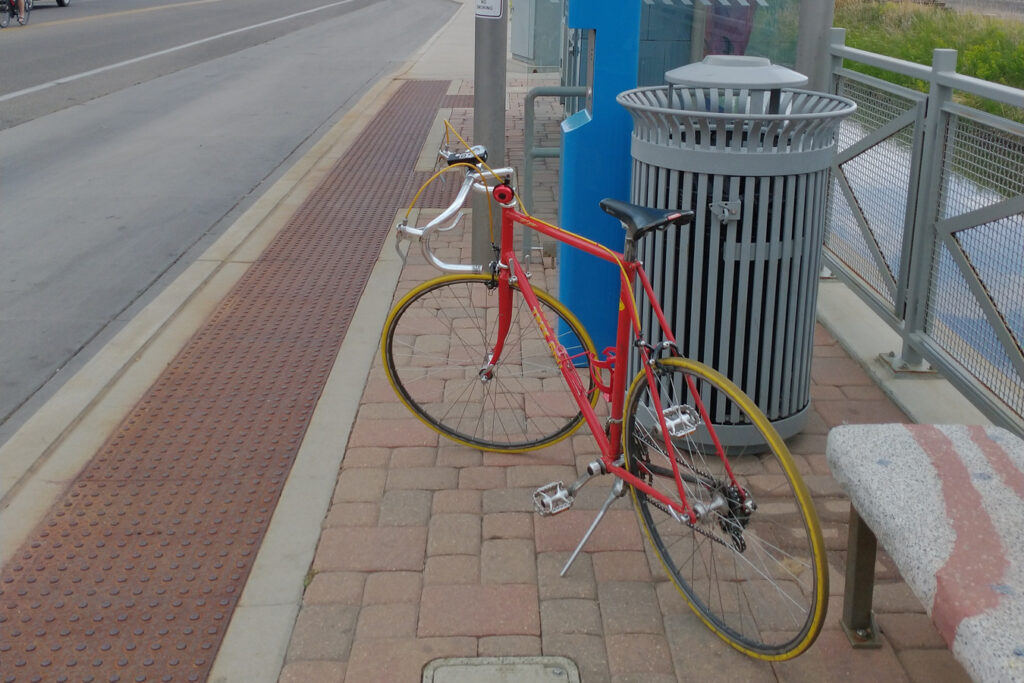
[{"x1": 834, "y1": 0, "x2": 1024, "y2": 121}]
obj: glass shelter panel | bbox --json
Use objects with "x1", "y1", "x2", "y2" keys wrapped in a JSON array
[{"x1": 638, "y1": 0, "x2": 801, "y2": 87}]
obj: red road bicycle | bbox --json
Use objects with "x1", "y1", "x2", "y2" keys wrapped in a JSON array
[{"x1": 381, "y1": 136, "x2": 828, "y2": 660}]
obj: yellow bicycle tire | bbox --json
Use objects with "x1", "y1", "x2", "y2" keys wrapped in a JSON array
[{"x1": 623, "y1": 356, "x2": 828, "y2": 660}]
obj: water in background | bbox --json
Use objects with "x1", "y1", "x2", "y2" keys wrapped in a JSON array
[{"x1": 928, "y1": 0, "x2": 1024, "y2": 19}]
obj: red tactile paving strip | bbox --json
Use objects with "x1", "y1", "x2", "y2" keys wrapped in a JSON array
[
  {"x1": 0, "y1": 80, "x2": 452, "y2": 683},
  {"x1": 444, "y1": 94, "x2": 474, "y2": 109}
]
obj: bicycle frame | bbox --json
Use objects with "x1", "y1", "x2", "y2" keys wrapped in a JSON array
[{"x1": 487, "y1": 196, "x2": 742, "y2": 526}]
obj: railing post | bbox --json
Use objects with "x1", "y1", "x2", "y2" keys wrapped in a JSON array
[
  {"x1": 892, "y1": 48, "x2": 958, "y2": 372},
  {"x1": 820, "y1": 28, "x2": 846, "y2": 283},
  {"x1": 797, "y1": 0, "x2": 836, "y2": 92},
  {"x1": 828, "y1": 27, "x2": 846, "y2": 95}
]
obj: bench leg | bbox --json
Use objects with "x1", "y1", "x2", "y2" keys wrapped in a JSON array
[{"x1": 840, "y1": 506, "x2": 882, "y2": 648}]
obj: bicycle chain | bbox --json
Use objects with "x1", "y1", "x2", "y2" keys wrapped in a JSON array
[
  {"x1": 640, "y1": 492, "x2": 734, "y2": 549},
  {"x1": 630, "y1": 428, "x2": 746, "y2": 552}
]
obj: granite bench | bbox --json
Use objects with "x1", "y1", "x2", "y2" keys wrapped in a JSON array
[{"x1": 826, "y1": 423, "x2": 1024, "y2": 682}]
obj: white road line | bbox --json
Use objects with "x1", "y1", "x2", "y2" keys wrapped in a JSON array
[{"x1": 0, "y1": 0, "x2": 357, "y2": 103}]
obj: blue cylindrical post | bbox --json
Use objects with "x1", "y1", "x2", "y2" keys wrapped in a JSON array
[{"x1": 559, "y1": 0, "x2": 642, "y2": 351}]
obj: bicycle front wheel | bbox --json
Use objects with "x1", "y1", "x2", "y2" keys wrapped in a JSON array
[
  {"x1": 623, "y1": 357, "x2": 827, "y2": 660},
  {"x1": 382, "y1": 274, "x2": 597, "y2": 453}
]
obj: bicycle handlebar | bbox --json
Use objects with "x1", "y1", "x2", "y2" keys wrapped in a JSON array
[{"x1": 396, "y1": 146, "x2": 516, "y2": 274}]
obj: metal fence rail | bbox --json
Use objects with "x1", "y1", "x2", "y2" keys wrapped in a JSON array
[{"x1": 825, "y1": 27, "x2": 1024, "y2": 435}]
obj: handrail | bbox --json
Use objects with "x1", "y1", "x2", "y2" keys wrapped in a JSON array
[
  {"x1": 830, "y1": 29, "x2": 1024, "y2": 108},
  {"x1": 523, "y1": 86, "x2": 588, "y2": 213},
  {"x1": 522, "y1": 86, "x2": 588, "y2": 259}
]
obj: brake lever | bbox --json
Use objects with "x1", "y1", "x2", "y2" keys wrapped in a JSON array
[{"x1": 394, "y1": 220, "x2": 411, "y2": 264}]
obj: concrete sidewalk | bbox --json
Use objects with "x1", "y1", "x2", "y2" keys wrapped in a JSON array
[{"x1": 0, "y1": 1, "x2": 986, "y2": 681}]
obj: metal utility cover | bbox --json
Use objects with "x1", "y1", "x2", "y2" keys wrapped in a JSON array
[{"x1": 423, "y1": 656, "x2": 581, "y2": 683}]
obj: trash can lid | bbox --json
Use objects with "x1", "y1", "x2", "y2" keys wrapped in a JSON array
[{"x1": 665, "y1": 55, "x2": 808, "y2": 90}]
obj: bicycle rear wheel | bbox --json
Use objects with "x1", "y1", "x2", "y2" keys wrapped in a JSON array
[
  {"x1": 382, "y1": 274, "x2": 597, "y2": 452},
  {"x1": 623, "y1": 357, "x2": 827, "y2": 660}
]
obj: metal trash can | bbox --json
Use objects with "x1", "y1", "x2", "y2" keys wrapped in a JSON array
[{"x1": 617, "y1": 56, "x2": 856, "y2": 444}]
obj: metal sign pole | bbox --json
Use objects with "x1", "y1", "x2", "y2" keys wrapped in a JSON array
[{"x1": 472, "y1": 0, "x2": 507, "y2": 265}]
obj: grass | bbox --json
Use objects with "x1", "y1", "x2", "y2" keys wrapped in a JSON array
[{"x1": 834, "y1": 0, "x2": 1024, "y2": 121}]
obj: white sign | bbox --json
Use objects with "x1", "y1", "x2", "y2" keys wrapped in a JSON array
[{"x1": 475, "y1": 0, "x2": 502, "y2": 18}]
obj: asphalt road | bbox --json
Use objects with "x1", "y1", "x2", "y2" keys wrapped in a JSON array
[{"x1": 0, "y1": 0, "x2": 455, "y2": 447}]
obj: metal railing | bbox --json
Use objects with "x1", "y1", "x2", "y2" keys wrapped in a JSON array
[
  {"x1": 522, "y1": 86, "x2": 588, "y2": 215},
  {"x1": 825, "y1": 27, "x2": 1024, "y2": 435},
  {"x1": 520, "y1": 86, "x2": 587, "y2": 258}
]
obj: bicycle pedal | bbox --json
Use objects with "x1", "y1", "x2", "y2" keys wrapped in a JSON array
[
  {"x1": 533, "y1": 481, "x2": 573, "y2": 516},
  {"x1": 662, "y1": 404, "x2": 701, "y2": 438}
]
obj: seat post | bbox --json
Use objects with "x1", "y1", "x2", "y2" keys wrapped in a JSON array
[{"x1": 622, "y1": 224, "x2": 639, "y2": 263}]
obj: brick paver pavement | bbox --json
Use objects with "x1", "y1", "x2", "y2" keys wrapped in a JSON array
[{"x1": 279, "y1": 77, "x2": 973, "y2": 682}]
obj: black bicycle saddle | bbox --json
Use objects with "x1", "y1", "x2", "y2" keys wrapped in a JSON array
[{"x1": 599, "y1": 198, "x2": 694, "y2": 236}]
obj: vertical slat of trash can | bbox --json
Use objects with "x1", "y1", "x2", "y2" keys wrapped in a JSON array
[
  {"x1": 796, "y1": 172, "x2": 815, "y2": 410},
  {"x1": 789, "y1": 174, "x2": 805, "y2": 414},
  {"x1": 752, "y1": 177, "x2": 771, "y2": 414},
  {"x1": 733, "y1": 176, "x2": 755, "y2": 424},
  {"x1": 784, "y1": 174, "x2": 804, "y2": 414},
  {"x1": 706, "y1": 175, "x2": 723, "y2": 418},
  {"x1": 718, "y1": 181, "x2": 738, "y2": 422},
  {"x1": 664, "y1": 170, "x2": 680, "y2": 339},
  {"x1": 637, "y1": 158, "x2": 654, "y2": 360},
  {"x1": 688, "y1": 173, "x2": 708, "y2": 381},
  {"x1": 644, "y1": 162, "x2": 659, "y2": 359},
  {"x1": 790, "y1": 178, "x2": 809, "y2": 413},
  {"x1": 770, "y1": 178, "x2": 786, "y2": 421},
  {"x1": 788, "y1": 174, "x2": 803, "y2": 416}
]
